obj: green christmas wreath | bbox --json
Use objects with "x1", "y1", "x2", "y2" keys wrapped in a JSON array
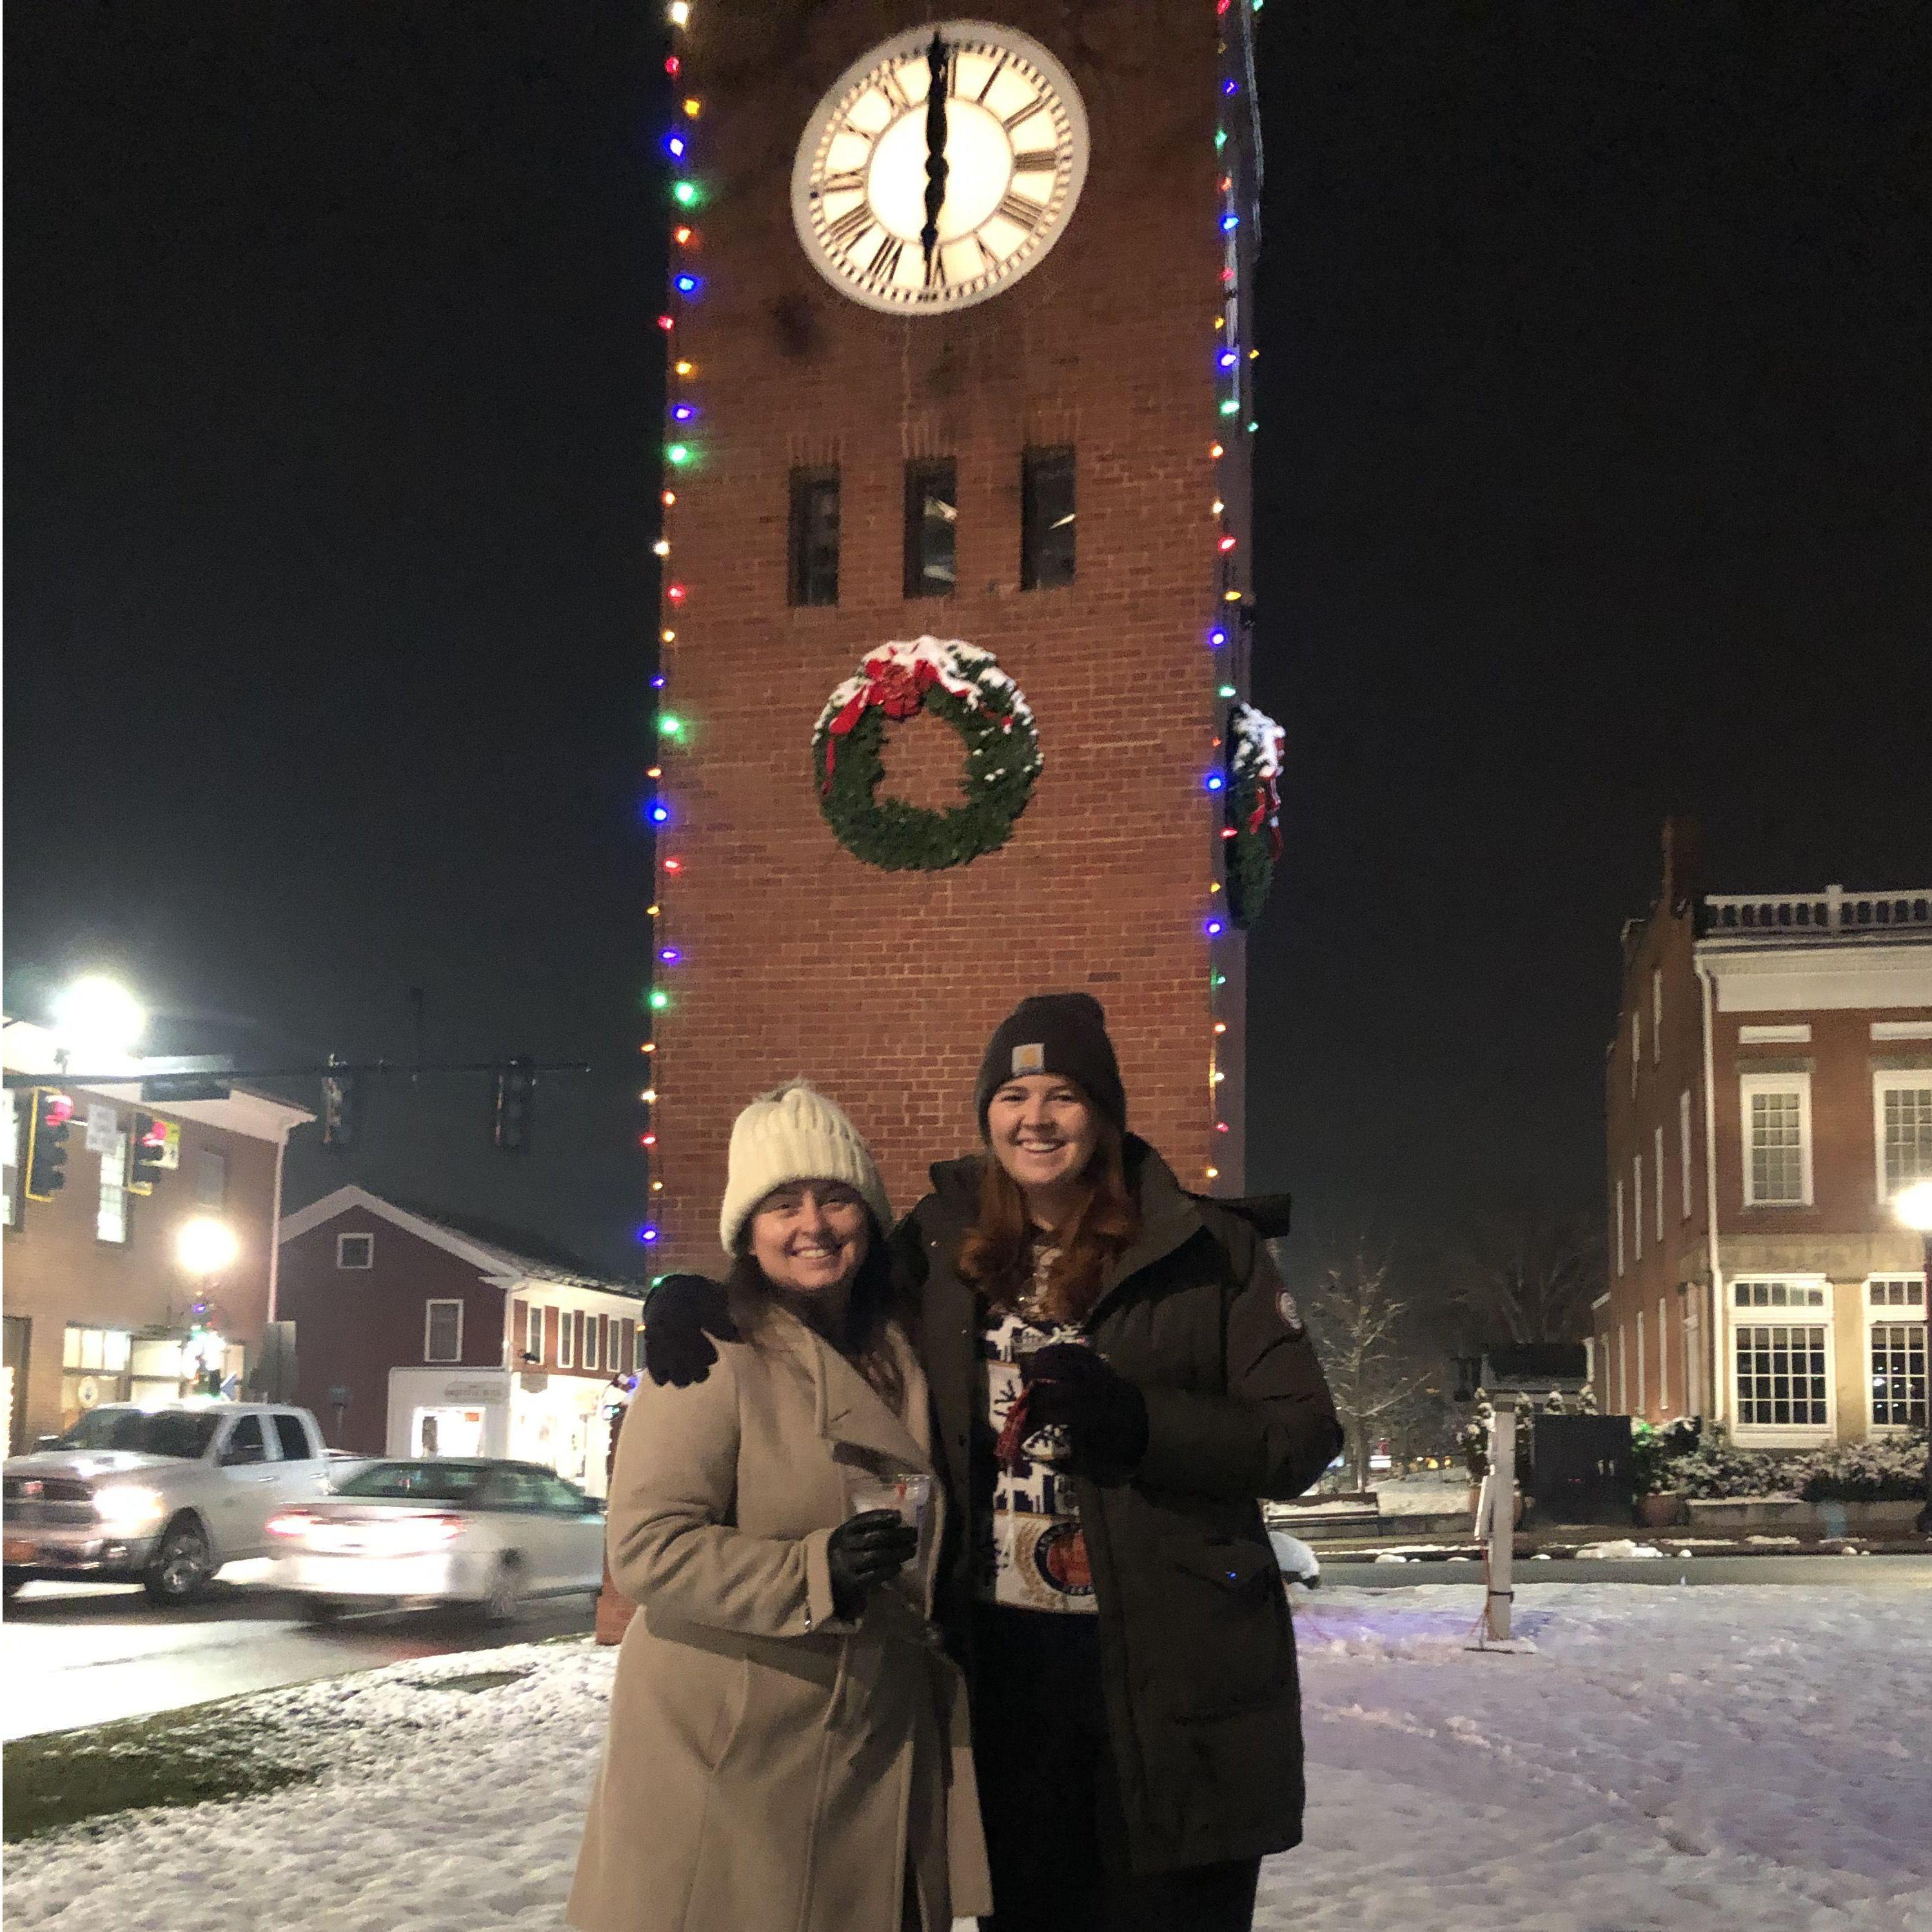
[
  {"x1": 1224, "y1": 700, "x2": 1285, "y2": 929},
  {"x1": 813, "y1": 637, "x2": 1043, "y2": 871}
]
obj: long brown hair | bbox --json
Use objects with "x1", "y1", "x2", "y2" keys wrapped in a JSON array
[
  {"x1": 729, "y1": 1214, "x2": 908, "y2": 1414},
  {"x1": 957, "y1": 1117, "x2": 1140, "y2": 1325}
]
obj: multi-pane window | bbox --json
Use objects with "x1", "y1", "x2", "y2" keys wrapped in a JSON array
[
  {"x1": 558, "y1": 1310, "x2": 575, "y2": 1369},
  {"x1": 787, "y1": 468, "x2": 840, "y2": 607},
  {"x1": 1868, "y1": 1278, "x2": 1927, "y2": 1429},
  {"x1": 1731, "y1": 1279, "x2": 1831, "y2": 1432},
  {"x1": 585, "y1": 1314, "x2": 601, "y2": 1373},
  {"x1": 1020, "y1": 448, "x2": 1076, "y2": 589},
  {"x1": 1733, "y1": 1280, "x2": 1828, "y2": 1310},
  {"x1": 526, "y1": 1302, "x2": 544, "y2": 1363},
  {"x1": 1741, "y1": 1073, "x2": 1810, "y2": 1205},
  {"x1": 1874, "y1": 1076, "x2": 1932, "y2": 1201},
  {"x1": 337, "y1": 1233, "x2": 374, "y2": 1269},
  {"x1": 1680, "y1": 1089, "x2": 1694, "y2": 1219},
  {"x1": 424, "y1": 1299, "x2": 464, "y2": 1365},
  {"x1": 1734, "y1": 1323, "x2": 1829, "y2": 1428},
  {"x1": 903, "y1": 460, "x2": 956, "y2": 598},
  {"x1": 96, "y1": 1129, "x2": 130, "y2": 1246}
]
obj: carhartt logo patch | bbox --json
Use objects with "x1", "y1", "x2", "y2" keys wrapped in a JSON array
[
  {"x1": 1012, "y1": 1043, "x2": 1046, "y2": 1076},
  {"x1": 1276, "y1": 1289, "x2": 1305, "y2": 1336}
]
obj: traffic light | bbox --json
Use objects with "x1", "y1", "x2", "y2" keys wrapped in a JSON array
[
  {"x1": 493, "y1": 1058, "x2": 535, "y2": 1152},
  {"x1": 129, "y1": 1112, "x2": 179, "y2": 1194},
  {"x1": 322, "y1": 1055, "x2": 358, "y2": 1150},
  {"x1": 26, "y1": 1090, "x2": 74, "y2": 1200}
]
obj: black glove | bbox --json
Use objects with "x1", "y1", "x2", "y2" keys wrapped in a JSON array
[
  {"x1": 640, "y1": 1274, "x2": 738, "y2": 1388},
  {"x1": 1022, "y1": 1343, "x2": 1150, "y2": 1478},
  {"x1": 825, "y1": 1509, "x2": 920, "y2": 1621}
]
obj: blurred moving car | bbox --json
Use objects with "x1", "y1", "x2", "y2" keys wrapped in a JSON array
[{"x1": 266, "y1": 1458, "x2": 606, "y2": 1624}]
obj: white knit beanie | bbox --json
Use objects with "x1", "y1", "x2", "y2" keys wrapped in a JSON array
[{"x1": 718, "y1": 1081, "x2": 893, "y2": 1257}]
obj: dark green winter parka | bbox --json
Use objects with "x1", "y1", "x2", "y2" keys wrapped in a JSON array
[{"x1": 892, "y1": 1137, "x2": 1343, "y2": 1878}]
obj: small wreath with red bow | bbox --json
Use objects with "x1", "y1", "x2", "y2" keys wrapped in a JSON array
[
  {"x1": 813, "y1": 636, "x2": 1043, "y2": 871},
  {"x1": 1224, "y1": 701, "x2": 1286, "y2": 928}
]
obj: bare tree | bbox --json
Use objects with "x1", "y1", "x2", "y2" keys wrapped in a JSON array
[
  {"x1": 1292, "y1": 1236, "x2": 1443, "y2": 1491},
  {"x1": 1450, "y1": 1214, "x2": 1604, "y2": 1346}
]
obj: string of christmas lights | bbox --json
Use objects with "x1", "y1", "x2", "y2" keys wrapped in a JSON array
[
  {"x1": 637, "y1": 0, "x2": 709, "y2": 1262},
  {"x1": 1202, "y1": 0, "x2": 1267, "y2": 1185}
]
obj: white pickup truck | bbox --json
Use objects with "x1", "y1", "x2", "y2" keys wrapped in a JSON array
[{"x1": 3, "y1": 1401, "x2": 340, "y2": 1604}]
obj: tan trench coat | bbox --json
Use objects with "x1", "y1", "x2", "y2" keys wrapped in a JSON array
[{"x1": 568, "y1": 1304, "x2": 991, "y2": 1932}]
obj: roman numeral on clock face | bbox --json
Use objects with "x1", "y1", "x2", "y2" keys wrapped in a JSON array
[
  {"x1": 1010, "y1": 150, "x2": 1058, "y2": 174},
  {"x1": 877, "y1": 65, "x2": 913, "y2": 113},
  {"x1": 824, "y1": 203, "x2": 872, "y2": 250},
  {"x1": 995, "y1": 192, "x2": 1047, "y2": 235},
  {"x1": 869, "y1": 233, "x2": 905, "y2": 282},
  {"x1": 820, "y1": 170, "x2": 867, "y2": 196},
  {"x1": 924, "y1": 246, "x2": 949, "y2": 291},
  {"x1": 1002, "y1": 97, "x2": 1045, "y2": 133}
]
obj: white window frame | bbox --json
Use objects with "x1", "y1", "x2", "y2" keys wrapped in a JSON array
[
  {"x1": 1729, "y1": 1276, "x2": 1834, "y2": 1445},
  {"x1": 1863, "y1": 1274, "x2": 1927, "y2": 1432},
  {"x1": 337, "y1": 1232, "x2": 375, "y2": 1269},
  {"x1": 1, "y1": 1086, "x2": 20, "y2": 1228},
  {"x1": 1740, "y1": 1070, "x2": 1813, "y2": 1207},
  {"x1": 525, "y1": 1301, "x2": 544, "y2": 1363},
  {"x1": 1651, "y1": 967, "x2": 1662, "y2": 1063},
  {"x1": 1615, "y1": 1176, "x2": 1625, "y2": 1277},
  {"x1": 1872, "y1": 1072, "x2": 1932, "y2": 1205},
  {"x1": 1632, "y1": 1154, "x2": 1644, "y2": 1261},
  {"x1": 424, "y1": 1299, "x2": 464, "y2": 1365},
  {"x1": 1631, "y1": 1010, "x2": 1641, "y2": 1098},
  {"x1": 1636, "y1": 1308, "x2": 1646, "y2": 1414},
  {"x1": 1679, "y1": 1089, "x2": 1693, "y2": 1220},
  {"x1": 585, "y1": 1312, "x2": 601, "y2": 1372},
  {"x1": 1653, "y1": 1127, "x2": 1665, "y2": 1243},
  {"x1": 1617, "y1": 1324, "x2": 1628, "y2": 1412},
  {"x1": 1657, "y1": 1296, "x2": 1670, "y2": 1414},
  {"x1": 558, "y1": 1308, "x2": 575, "y2": 1369}
]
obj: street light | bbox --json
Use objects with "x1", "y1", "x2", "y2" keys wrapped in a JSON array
[
  {"x1": 50, "y1": 975, "x2": 146, "y2": 1066},
  {"x1": 1891, "y1": 1179, "x2": 1932, "y2": 1236},
  {"x1": 176, "y1": 1218, "x2": 239, "y2": 1397},
  {"x1": 176, "y1": 1217, "x2": 239, "y2": 1275},
  {"x1": 1892, "y1": 1181, "x2": 1932, "y2": 1537}
]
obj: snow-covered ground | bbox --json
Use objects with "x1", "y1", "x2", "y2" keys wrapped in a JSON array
[{"x1": 6, "y1": 1580, "x2": 1929, "y2": 1931}]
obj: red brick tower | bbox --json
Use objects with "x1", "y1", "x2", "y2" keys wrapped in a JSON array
[{"x1": 642, "y1": 0, "x2": 1273, "y2": 1271}]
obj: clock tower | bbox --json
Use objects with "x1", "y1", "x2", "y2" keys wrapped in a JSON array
[{"x1": 640, "y1": 0, "x2": 1276, "y2": 1270}]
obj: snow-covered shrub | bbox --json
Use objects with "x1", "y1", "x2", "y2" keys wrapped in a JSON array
[
  {"x1": 1793, "y1": 1430, "x2": 1929, "y2": 1502},
  {"x1": 1630, "y1": 1417, "x2": 1702, "y2": 1495},
  {"x1": 1661, "y1": 1426, "x2": 1791, "y2": 1499}
]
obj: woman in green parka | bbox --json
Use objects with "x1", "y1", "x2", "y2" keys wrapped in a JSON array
[{"x1": 646, "y1": 994, "x2": 1343, "y2": 1932}]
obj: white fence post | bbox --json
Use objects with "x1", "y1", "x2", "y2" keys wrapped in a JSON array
[{"x1": 1486, "y1": 1393, "x2": 1517, "y2": 1642}]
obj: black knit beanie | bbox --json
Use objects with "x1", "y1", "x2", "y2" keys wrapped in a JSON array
[{"x1": 974, "y1": 992, "x2": 1127, "y2": 1138}]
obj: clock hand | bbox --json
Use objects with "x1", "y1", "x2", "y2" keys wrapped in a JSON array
[{"x1": 920, "y1": 31, "x2": 949, "y2": 277}]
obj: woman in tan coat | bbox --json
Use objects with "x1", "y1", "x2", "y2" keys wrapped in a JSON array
[{"x1": 569, "y1": 1081, "x2": 991, "y2": 1932}]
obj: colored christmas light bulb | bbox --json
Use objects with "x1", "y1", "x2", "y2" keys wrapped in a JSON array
[
  {"x1": 674, "y1": 275, "x2": 700, "y2": 295},
  {"x1": 658, "y1": 714, "x2": 684, "y2": 736},
  {"x1": 1219, "y1": 398, "x2": 1239, "y2": 417},
  {"x1": 653, "y1": 539, "x2": 671, "y2": 557},
  {"x1": 1205, "y1": 918, "x2": 1225, "y2": 937},
  {"x1": 672, "y1": 181, "x2": 700, "y2": 208},
  {"x1": 665, "y1": 135, "x2": 687, "y2": 160},
  {"x1": 1203, "y1": 773, "x2": 1225, "y2": 793},
  {"x1": 683, "y1": 97, "x2": 701, "y2": 117},
  {"x1": 658, "y1": 949, "x2": 679, "y2": 965},
  {"x1": 1217, "y1": 684, "x2": 1237, "y2": 698},
  {"x1": 650, "y1": 989, "x2": 670, "y2": 1010}
]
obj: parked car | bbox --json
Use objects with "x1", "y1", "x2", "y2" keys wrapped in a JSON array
[
  {"x1": 3, "y1": 1401, "x2": 335, "y2": 1604},
  {"x1": 264, "y1": 1458, "x2": 606, "y2": 1624}
]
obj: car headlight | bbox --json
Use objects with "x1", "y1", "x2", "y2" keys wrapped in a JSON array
[{"x1": 92, "y1": 1484, "x2": 168, "y2": 1533}]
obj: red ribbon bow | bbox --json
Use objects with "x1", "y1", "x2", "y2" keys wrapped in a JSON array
[{"x1": 820, "y1": 654, "x2": 942, "y2": 792}]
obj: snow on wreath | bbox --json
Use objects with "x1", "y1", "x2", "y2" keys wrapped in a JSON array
[
  {"x1": 1223, "y1": 700, "x2": 1285, "y2": 929},
  {"x1": 812, "y1": 636, "x2": 1043, "y2": 872}
]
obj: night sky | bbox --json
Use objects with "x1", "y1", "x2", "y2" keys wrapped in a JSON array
[{"x1": 7, "y1": 3, "x2": 1927, "y2": 1282}]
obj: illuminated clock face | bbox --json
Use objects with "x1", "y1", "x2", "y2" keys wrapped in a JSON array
[{"x1": 791, "y1": 21, "x2": 1089, "y2": 315}]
